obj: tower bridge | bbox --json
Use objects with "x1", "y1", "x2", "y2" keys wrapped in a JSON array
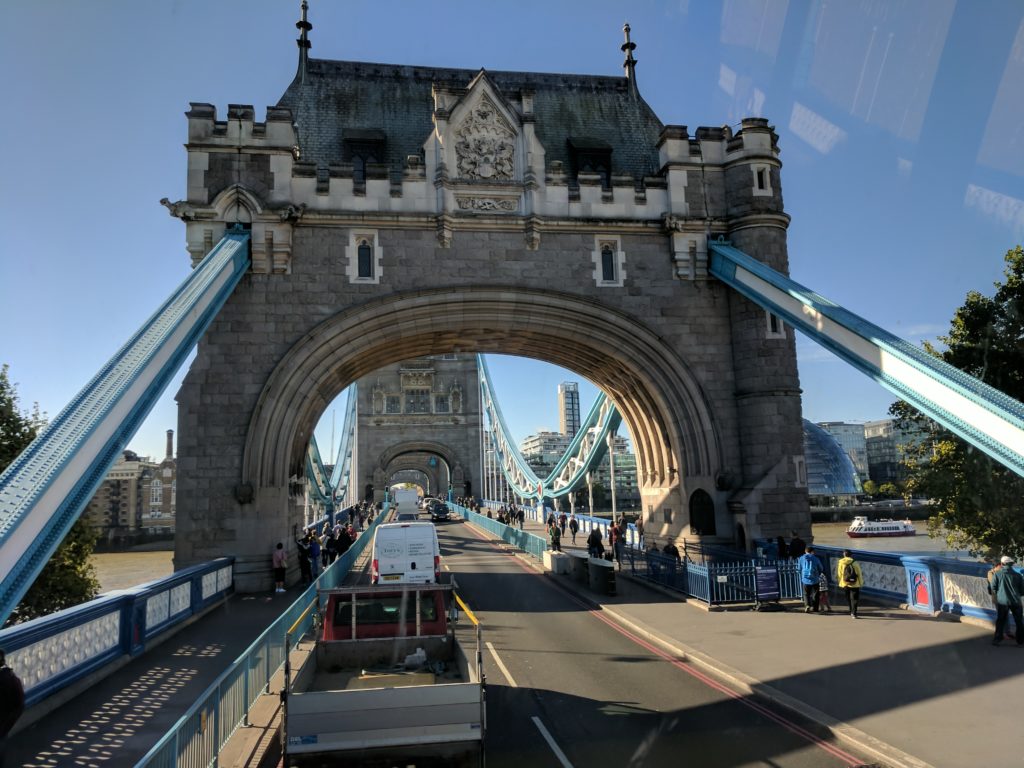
[{"x1": 1, "y1": 8, "x2": 1024, "y2": 767}]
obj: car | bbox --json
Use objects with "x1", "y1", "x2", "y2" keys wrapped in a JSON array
[
  {"x1": 429, "y1": 502, "x2": 451, "y2": 522},
  {"x1": 395, "y1": 510, "x2": 419, "y2": 522}
]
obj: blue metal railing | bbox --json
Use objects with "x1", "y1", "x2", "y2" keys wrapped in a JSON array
[
  {"x1": 454, "y1": 504, "x2": 548, "y2": 560},
  {"x1": 0, "y1": 558, "x2": 234, "y2": 708},
  {"x1": 135, "y1": 506, "x2": 388, "y2": 768}
]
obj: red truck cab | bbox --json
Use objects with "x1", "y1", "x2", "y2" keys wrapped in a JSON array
[{"x1": 322, "y1": 586, "x2": 450, "y2": 641}]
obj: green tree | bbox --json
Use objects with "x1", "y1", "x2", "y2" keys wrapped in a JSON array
[
  {"x1": 891, "y1": 246, "x2": 1024, "y2": 560},
  {"x1": 862, "y1": 479, "x2": 878, "y2": 497},
  {"x1": 878, "y1": 482, "x2": 899, "y2": 499},
  {"x1": 1, "y1": 364, "x2": 99, "y2": 627}
]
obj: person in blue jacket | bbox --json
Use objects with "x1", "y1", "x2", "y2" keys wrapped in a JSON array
[{"x1": 798, "y1": 545, "x2": 825, "y2": 613}]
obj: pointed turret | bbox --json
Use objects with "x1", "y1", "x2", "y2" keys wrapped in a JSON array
[
  {"x1": 296, "y1": 0, "x2": 312, "y2": 84},
  {"x1": 621, "y1": 22, "x2": 638, "y2": 99}
]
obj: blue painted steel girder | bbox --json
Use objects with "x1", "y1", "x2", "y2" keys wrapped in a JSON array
[
  {"x1": 0, "y1": 229, "x2": 252, "y2": 628},
  {"x1": 477, "y1": 354, "x2": 622, "y2": 500},
  {"x1": 708, "y1": 241, "x2": 1024, "y2": 478}
]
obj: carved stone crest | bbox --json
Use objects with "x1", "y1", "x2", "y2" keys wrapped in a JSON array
[
  {"x1": 456, "y1": 196, "x2": 518, "y2": 213},
  {"x1": 454, "y1": 96, "x2": 516, "y2": 181}
]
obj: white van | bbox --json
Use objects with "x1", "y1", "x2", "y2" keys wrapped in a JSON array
[{"x1": 371, "y1": 522, "x2": 440, "y2": 585}]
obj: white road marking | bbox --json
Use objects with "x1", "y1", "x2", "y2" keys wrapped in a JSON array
[
  {"x1": 486, "y1": 641, "x2": 518, "y2": 688},
  {"x1": 532, "y1": 716, "x2": 574, "y2": 768}
]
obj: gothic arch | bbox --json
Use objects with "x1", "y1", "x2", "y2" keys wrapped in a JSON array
[{"x1": 241, "y1": 286, "x2": 725, "y2": 501}]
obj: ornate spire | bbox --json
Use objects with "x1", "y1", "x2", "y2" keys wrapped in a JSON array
[
  {"x1": 621, "y1": 22, "x2": 638, "y2": 98},
  {"x1": 296, "y1": 0, "x2": 312, "y2": 84}
]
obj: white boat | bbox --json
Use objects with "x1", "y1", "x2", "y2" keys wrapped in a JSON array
[{"x1": 846, "y1": 515, "x2": 916, "y2": 538}]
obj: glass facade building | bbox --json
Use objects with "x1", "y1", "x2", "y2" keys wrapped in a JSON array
[{"x1": 802, "y1": 420, "x2": 862, "y2": 501}]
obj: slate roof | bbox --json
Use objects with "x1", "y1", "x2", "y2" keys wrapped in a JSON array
[{"x1": 276, "y1": 58, "x2": 665, "y2": 180}]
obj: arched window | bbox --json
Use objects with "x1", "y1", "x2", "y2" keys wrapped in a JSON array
[
  {"x1": 358, "y1": 239, "x2": 373, "y2": 278},
  {"x1": 689, "y1": 489, "x2": 716, "y2": 536},
  {"x1": 601, "y1": 245, "x2": 616, "y2": 282}
]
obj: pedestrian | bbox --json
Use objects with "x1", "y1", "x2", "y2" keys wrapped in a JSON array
[
  {"x1": 587, "y1": 527, "x2": 604, "y2": 559},
  {"x1": 548, "y1": 519, "x2": 562, "y2": 552},
  {"x1": 325, "y1": 531, "x2": 339, "y2": 565},
  {"x1": 0, "y1": 649, "x2": 25, "y2": 768},
  {"x1": 798, "y1": 545, "x2": 824, "y2": 613},
  {"x1": 558, "y1": 511, "x2": 567, "y2": 536},
  {"x1": 789, "y1": 530, "x2": 806, "y2": 561},
  {"x1": 636, "y1": 516, "x2": 645, "y2": 548},
  {"x1": 272, "y1": 542, "x2": 287, "y2": 593},
  {"x1": 611, "y1": 522, "x2": 624, "y2": 569},
  {"x1": 988, "y1": 555, "x2": 1024, "y2": 646},
  {"x1": 518, "y1": 508, "x2": 525, "y2": 530},
  {"x1": 294, "y1": 532, "x2": 312, "y2": 585},
  {"x1": 308, "y1": 533, "x2": 322, "y2": 580},
  {"x1": 775, "y1": 535, "x2": 788, "y2": 560},
  {"x1": 569, "y1": 513, "x2": 579, "y2": 545},
  {"x1": 662, "y1": 539, "x2": 680, "y2": 562},
  {"x1": 817, "y1": 570, "x2": 832, "y2": 613},
  {"x1": 836, "y1": 549, "x2": 863, "y2": 618},
  {"x1": 647, "y1": 539, "x2": 662, "y2": 578}
]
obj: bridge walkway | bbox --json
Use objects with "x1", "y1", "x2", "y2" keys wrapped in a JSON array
[
  {"x1": 5, "y1": 586, "x2": 299, "y2": 767},
  {"x1": 487, "y1": 509, "x2": 1019, "y2": 768}
]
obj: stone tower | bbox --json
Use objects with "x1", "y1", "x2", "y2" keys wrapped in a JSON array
[
  {"x1": 168, "y1": 11, "x2": 806, "y2": 589},
  {"x1": 357, "y1": 355, "x2": 481, "y2": 503}
]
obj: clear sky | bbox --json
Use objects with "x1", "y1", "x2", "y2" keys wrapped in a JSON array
[{"x1": 1, "y1": 1, "x2": 1022, "y2": 463}]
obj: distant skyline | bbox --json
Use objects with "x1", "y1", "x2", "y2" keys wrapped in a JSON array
[{"x1": 2, "y1": 2, "x2": 1022, "y2": 464}]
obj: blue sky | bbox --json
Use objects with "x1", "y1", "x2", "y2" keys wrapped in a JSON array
[{"x1": 1, "y1": 1, "x2": 1022, "y2": 463}]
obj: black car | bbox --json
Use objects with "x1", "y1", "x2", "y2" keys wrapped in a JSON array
[{"x1": 429, "y1": 502, "x2": 451, "y2": 521}]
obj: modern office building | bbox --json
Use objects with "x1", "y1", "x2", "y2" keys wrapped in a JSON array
[
  {"x1": 864, "y1": 418, "x2": 930, "y2": 484},
  {"x1": 557, "y1": 381, "x2": 581, "y2": 437}
]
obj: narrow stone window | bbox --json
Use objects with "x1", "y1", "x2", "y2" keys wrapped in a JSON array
[
  {"x1": 765, "y1": 310, "x2": 785, "y2": 339},
  {"x1": 357, "y1": 239, "x2": 373, "y2": 278},
  {"x1": 752, "y1": 164, "x2": 773, "y2": 197},
  {"x1": 601, "y1": 245, "x2": 616, "y2": 282},
  {"x1": 592, "y1": 235, "x2": 626, "y2": 287},
  {"x1": 346, "y1": 230, "x2": 383, "y2": 284},
  {"x1": 793, "y1": 456, "x2": 807, "y2": 487}
]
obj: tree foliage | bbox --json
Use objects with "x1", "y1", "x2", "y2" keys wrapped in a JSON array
[
  {"x1": 861, "y1": 479, "x2": 878, "y2": 497},
  {"x1": 891, "y1": 246, "x2": 1024, "y2": 560},
  {"x1": 1, "y1": 364, "x2": 99, "y2": 627}
]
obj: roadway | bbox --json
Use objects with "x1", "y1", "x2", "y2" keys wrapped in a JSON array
[{"x1": 438, "y1": 517, "x2": 873, "y2": 768}]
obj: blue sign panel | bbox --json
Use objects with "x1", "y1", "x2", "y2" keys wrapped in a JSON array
[{"x1": 755, "y1": 566, "x2": 780, "y2": 601}]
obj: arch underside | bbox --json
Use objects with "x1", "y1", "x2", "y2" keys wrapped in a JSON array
[{"x1": 243, "y1": 287, "x2": 724, "y2": 497}]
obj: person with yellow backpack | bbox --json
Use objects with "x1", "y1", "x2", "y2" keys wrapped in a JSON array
[{"x1": 836, "y1": 549, "x2": 864, "y2": 619}]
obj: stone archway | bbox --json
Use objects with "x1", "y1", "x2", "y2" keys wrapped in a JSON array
[{"x1": 241, "y1": 287, "x2": 723, "y2": 519}]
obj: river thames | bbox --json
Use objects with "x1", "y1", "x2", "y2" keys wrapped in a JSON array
[{"x1": 89, "y1": 520, "x2": 977, "y2": 593}]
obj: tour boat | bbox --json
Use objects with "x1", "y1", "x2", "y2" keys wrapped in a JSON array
[{"x1": 846, "y1": 516, "x2": 916, "y2": 538}]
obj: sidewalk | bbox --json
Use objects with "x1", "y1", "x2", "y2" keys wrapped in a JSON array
[{"x1": 493, "y1": 512, "x2": 1022, "y2": 768}]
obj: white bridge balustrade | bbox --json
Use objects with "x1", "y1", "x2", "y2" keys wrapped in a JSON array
[{"x1": 0, "y1": 558, "x2": 234, "y2": 709}]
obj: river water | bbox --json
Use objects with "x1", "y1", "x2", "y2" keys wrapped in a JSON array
[{"x1": 88, "y1": 521, "x2": 978, "y2": 594}]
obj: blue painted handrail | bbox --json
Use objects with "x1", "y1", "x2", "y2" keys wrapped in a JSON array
[
  {"x1": 709, "y1": 240, "x2": 1024, "y2": 477},
  {"x1": 0, "y1": 229, "x2": 251, "y2": 627}
]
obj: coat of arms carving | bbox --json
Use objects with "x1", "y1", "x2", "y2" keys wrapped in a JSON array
[{"x1": 454, "y1": 96, "x2": 516, "y2": 181}]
